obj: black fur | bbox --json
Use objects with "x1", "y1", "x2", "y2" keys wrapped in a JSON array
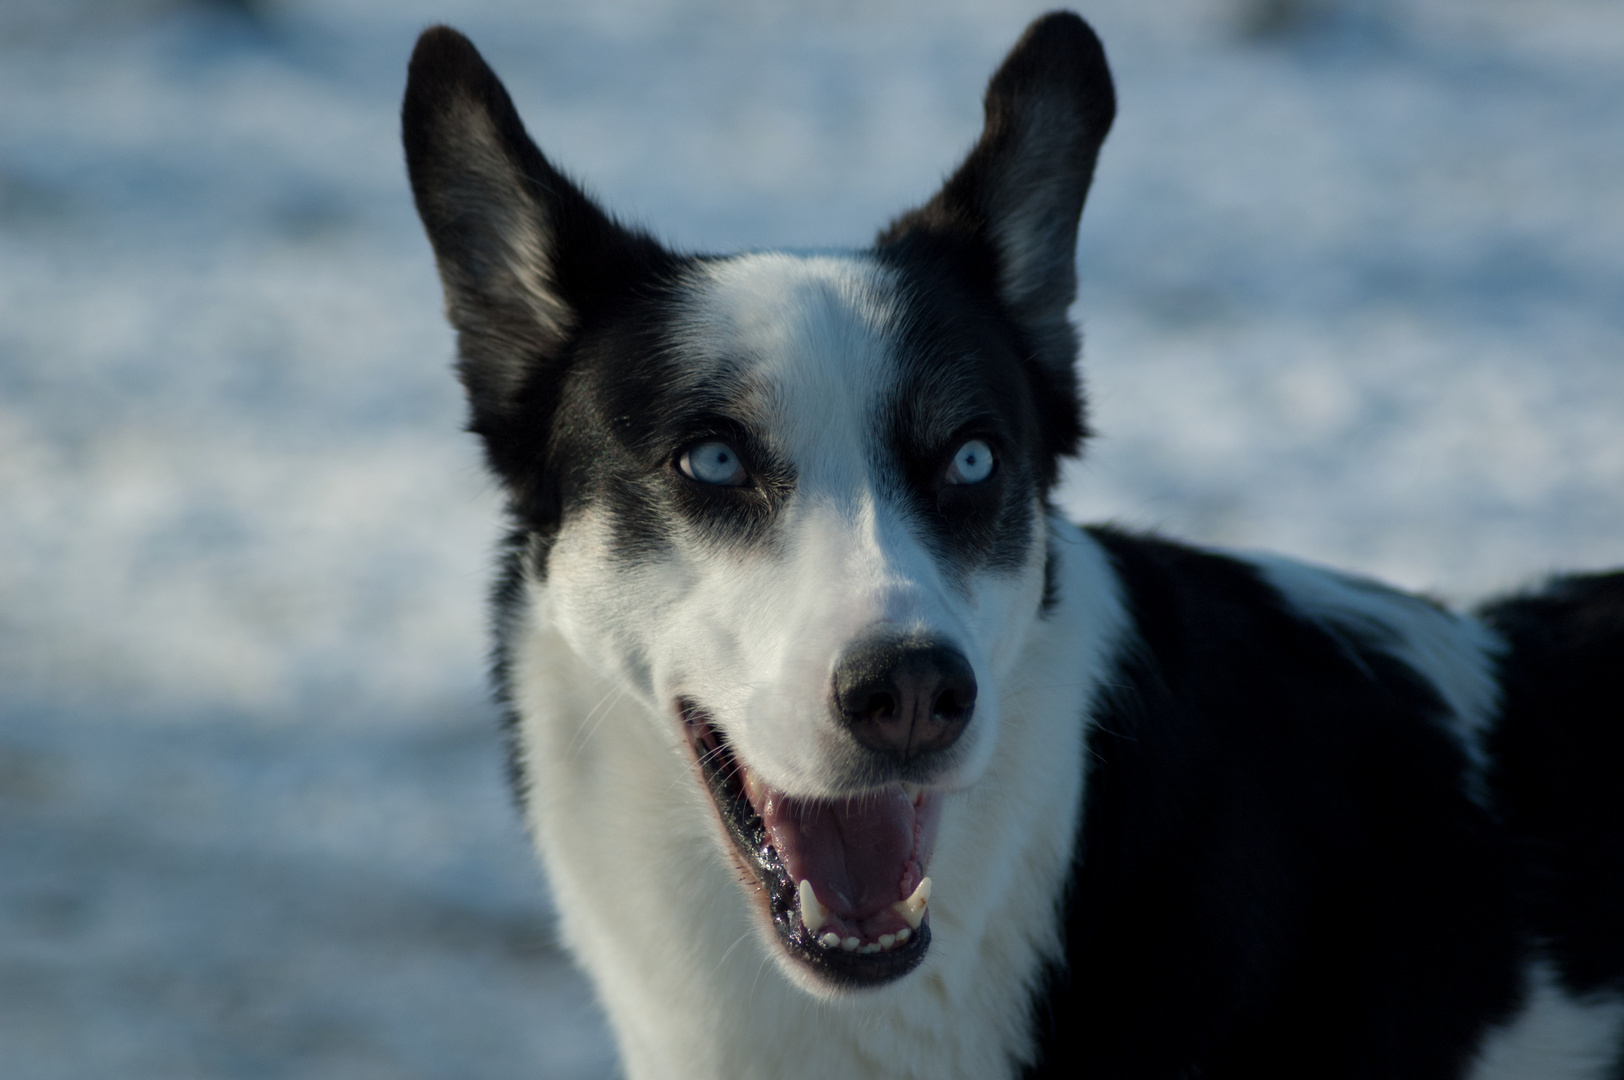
[
  {"x1": 1027, "y1": 529, "x2": 1525, "y2": 1079},
  {"x1": 489, "y1": 527, "x2": 534, "y2": 809},
  {"x1": 1482, "y1": 573, "x2": 1624, "y2": 1015},
  {"x1": 877, "y1": 271, "x2": 1052, "y2": 582}
]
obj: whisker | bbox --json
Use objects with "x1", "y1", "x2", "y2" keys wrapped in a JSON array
[
  {"x1": 567, "y1": 685, "x2": 627, "y2": 762},
  {"x1": 711, "y1": 930, "x2": 754, "y2": 979}
]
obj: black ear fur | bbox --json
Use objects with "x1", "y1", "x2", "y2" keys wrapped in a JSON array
[
  {"x1": 878, "y1": 11, "x2": 1115, "y2": 462},
  {"x1": 402, "y1": 27, "x2": 672, "y2": 453}
]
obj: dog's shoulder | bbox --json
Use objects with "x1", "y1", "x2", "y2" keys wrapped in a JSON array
[{"x1": 1027, "y1": 527, "x2": 1523, "y2": 1077}]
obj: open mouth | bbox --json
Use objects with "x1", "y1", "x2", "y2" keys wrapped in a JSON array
[{"x1": 680, "y1": 700, "x2": 940, "y2": 989}]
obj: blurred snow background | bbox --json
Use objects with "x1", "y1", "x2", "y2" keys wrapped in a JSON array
[{"x1": 1, "y1": 0, "x2": 1620, "y2": 1076}]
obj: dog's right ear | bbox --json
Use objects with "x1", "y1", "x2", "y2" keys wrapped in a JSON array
[{"x1": 402, "y1": 27, "x2": 670, "y2": 441}]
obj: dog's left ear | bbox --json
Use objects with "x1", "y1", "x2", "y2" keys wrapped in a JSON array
[{"x1": 878, "y1": 11, "x2": 1115, "y2": 459}]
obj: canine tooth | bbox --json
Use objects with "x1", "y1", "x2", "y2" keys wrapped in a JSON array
[
  {"x1": 878, "y1": 934, "x2": 896, "y2": 949},
  {"x1": 742, "y1": 769, "x2": 765, "y2": 807},
  {"x1": 891, "y1": 876, "x2": 931, "y2": 929},
  {"x1": 842, "y1": 936, "x2": 860, "y2": 951},
  {"x1": 902, "y1": 782, "x2": 922, "y2": 803},
  {"x1": 798, "y1": 880, "x2": 827, "y2": 934},
  {"x1": 896, "y1": 927, "x2": 910, "y2": 942},
  {"x1": 859, "y1": 943, "x2": 881, "y2": 954},
  {"x1": 819, "y1": 932, "x2": 840, "y2": 949}
]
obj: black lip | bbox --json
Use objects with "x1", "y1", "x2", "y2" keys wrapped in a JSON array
[{"x1": 679, "y1": 700, "x2": 931, "y2": 989}]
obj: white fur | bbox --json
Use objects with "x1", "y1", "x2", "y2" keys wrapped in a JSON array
[
  {"x1": 506, "y1": 250, "x2": 1133, "y2": 1077},
  {"x1": 1469, "y1": 963, "x2": 1624, "y2": 1080},
  {"x1": 1244, "y1": 553, "x2": 1503, "y2": 800}
]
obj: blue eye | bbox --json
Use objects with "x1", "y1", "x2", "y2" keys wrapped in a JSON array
[
  {"x1": 679, "y1": 441, "x2": 747, "y2": 486},
  {"x1": 945, "y1": 439, "x2": 994, "y2": 485}
]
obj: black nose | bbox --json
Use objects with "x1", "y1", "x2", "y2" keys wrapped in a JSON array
[{"x1": 832, "y1": 634, "x2": 977, "y2": 759}]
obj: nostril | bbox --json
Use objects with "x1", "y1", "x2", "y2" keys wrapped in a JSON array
[
  {"x1": 932, "y1": 688, "x2": 970, "y2": 721},
  {"x1": 861, "y1": 691, "x2": 897, "y2": 721}
]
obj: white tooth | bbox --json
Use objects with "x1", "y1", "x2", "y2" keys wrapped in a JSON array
[
  {"x1": 819, "y1": 932, "x2": 840, "y2": 949},
  {"x1": 842, "y1": 936, "x2": 860, "y2": 951},
  {"x1": 798, "y1": 880, "x2": 827, "y2": 934},
  {"x1": 859, "y1": 943, "x2": 881, "y2": 954},
  {"x1": 890, "y1": 876, "x2": 931, "y2": 930},
  {"x1": 878, "y1": 934, "x2": 896, "y2": 949},
  {"x1": 742, "y1": 769, "x2": 765, "y2": 807},
  {"x1": 896, "y1": 927, "x2": 910, "y2": 943},
  {"x1": 901, "y1": 782, "x2": 921, "y2": 803}
]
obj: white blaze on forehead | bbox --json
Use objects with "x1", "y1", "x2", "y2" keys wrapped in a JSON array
[{"x1": 678, "y1": 252, "x2": 904, "y2": 497}]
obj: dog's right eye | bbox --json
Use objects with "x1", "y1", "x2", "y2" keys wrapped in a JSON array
[
  {"x1": 944, "y1": 439, "x2": 995, "y2": 485},
  {"x1": 679, "y1": 441, "x2": 748, "y2": 486}
]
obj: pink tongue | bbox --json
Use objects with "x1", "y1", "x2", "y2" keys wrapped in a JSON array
[{"x1": 757, "y1": 784, "x2": 937, "y2": 920}]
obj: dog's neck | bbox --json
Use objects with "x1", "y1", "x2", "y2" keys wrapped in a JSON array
[{"x1": 506, "y1": 518, "x2": 1128, "y2": 1080}]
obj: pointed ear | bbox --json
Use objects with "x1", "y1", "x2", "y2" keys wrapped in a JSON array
[
  {"x1": 402, "y1": 26, "x2": 671, "y2": 432},
  {"x1": 877, "y1": 11, "x2": 1114, "y2": 444}
]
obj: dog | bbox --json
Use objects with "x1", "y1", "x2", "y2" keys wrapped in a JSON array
[{"x1": 402, "y1": 12, "x2": 1624, "y2": 1078}]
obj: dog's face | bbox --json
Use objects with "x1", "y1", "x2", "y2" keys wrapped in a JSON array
[
  {"x1": 546, "y1": 251, "x2": 1047, "y2": 791},
  {"x1": 404, "y1": 15, "x2": 1113, "y2": 992}
]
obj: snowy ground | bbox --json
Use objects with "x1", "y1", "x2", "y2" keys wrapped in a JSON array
[{"x1": 1, "y1": 0, "x2": 1620, "y2": 1076}]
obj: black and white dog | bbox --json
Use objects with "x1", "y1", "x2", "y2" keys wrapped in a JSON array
[{"x1": 403, "y1": 13, "x2": 1624, "y2": 1078}]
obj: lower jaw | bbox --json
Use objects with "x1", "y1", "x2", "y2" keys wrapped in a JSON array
[{"x1": 767, "y1": 901, "x2": 933, "y2": 991}]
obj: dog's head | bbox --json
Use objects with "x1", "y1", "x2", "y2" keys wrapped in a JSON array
[{"x1": 404, "y1": 13, "x2": 1113, "y2": 992}]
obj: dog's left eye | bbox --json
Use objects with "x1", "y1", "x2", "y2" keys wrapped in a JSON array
[
  {"x1": 679, "y1": 441, "x2": 748, "y2": 486},
  {"x1": 944, "y1": 439, "x2": 995, "y2": 485}
]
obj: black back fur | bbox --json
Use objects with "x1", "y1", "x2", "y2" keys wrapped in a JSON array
[
  {"x1": 1028, "y1": 530, "x2": 1525, "y2": 1078},
  {"x1": 1483, "y1": 574, "x2": 1624, "y2": 1006}
]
